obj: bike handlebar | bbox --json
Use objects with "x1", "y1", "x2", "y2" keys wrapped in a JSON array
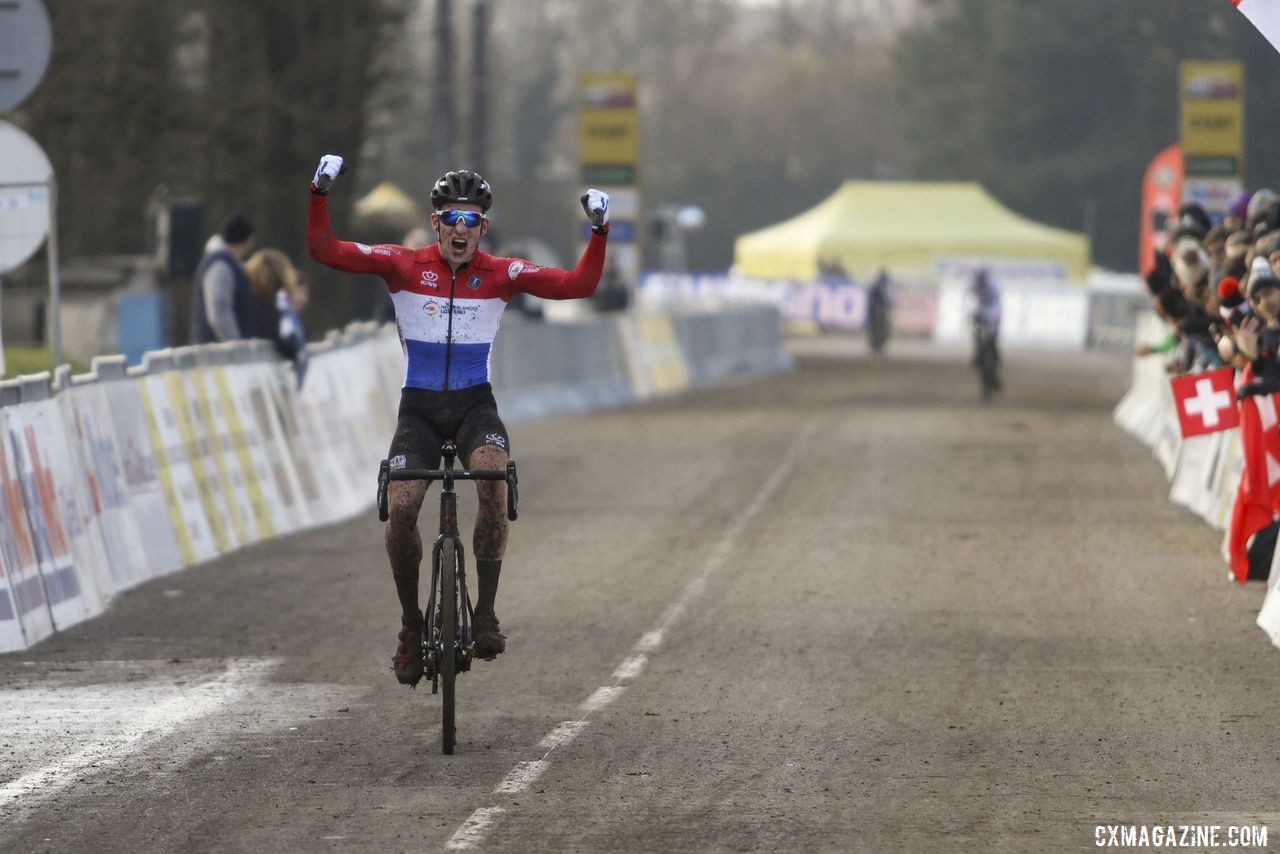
[
  {"x1": 377, "y1": 458, "x2": 519, "y2": 523},
  {"x1": 388, "y1": 469, "x2": 507, "y2": 482}
]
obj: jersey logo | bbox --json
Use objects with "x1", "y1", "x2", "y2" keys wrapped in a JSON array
[
  {"x1": 423, "y1": 300, "x2": 441, "y2": 316},
  {"x1": 421, "y1": 270, "x2": 439, "y2": 288},
  {"x1": 507, "y1": 260, "x2": 542, "y2": 280},
  {"x1": 467, "y1": 274, "x2": 482, "y2": 290},
  {"x1": 484, "y1": 433, "x2": 508, "y2": 450},
  {"x1": 356, "y1": 242, "x2": 373, "y2": 255}
]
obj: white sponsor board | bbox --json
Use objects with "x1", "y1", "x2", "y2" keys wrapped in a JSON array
[
  {"x1": 139, "y1": 372, "x2": 217, "y2": 566},
  {"x1": 932, "y1": 278, "x2": 1089, "y2": 349},
  {"x1": 0, "y1": 407, "x2": 45, "y2": 650},
  {"x1": 58, "y1": 383, "x2": 150, "y2": 592},
  {"x1": 102, "y1": 376, "x2": 184, "y2": 577},
  {"x1": 4, "y1": 402, "x2": 96, "y2": 630}
]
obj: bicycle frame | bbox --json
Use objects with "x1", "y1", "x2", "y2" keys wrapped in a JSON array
[{"x1": 373, "y1": 445, "x2": 514, "y2": 686}]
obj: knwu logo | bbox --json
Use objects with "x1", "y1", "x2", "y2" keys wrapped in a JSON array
[{"x1": 421, "y1": 270, "x2": 439, "y2": 288}]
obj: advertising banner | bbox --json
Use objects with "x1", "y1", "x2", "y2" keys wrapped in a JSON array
[
  {"x1": 580, "y1": 72, "x2": 638, "y2": 186},
  {"x1": 59, "y1": 383, "x2": 150, "y2": 593},
  {"x1": 290, "y1": 355, "x2": 364, "y2": 522},
  {"x1": 1138, "y1": 144, "x2": 1183, "y2": 275},
  {"x1": 0, "y1": 407, "x2": 49, "y2": 650},
  {"x1": 166, "y1": 370, "x2": 238, "y2": 555},
  {"x1": 1179, "y1": 60, "x2": 1244, "y2": 214},
  {"x1": 4, "y1": 402, "x2": 97, "y2": 629},
  {"x1": 140, "y1": 373, "x2": 216, "y2": 566},
  {"x1": 191, "y1": 366, "x2": 259, "y2": 547},
  {"x1": 234, "y1": 362, "x2": 312, "y2": 534},
  {"x1": 102, "y1": 376, "x2": 184, "y2": 576},
  {"x1": 211, "y1": 364, "x2": 275, "y2": 541}
]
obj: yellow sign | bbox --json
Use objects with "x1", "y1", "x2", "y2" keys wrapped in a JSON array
[
  {"x1": 580, "y1": 72, "x2": 637, "y2": 184},
  {"x1": 1180, "y1": 61, "x2": 1243, "y2": 177}
]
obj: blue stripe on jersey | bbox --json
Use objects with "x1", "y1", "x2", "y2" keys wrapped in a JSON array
[{"x1": 404, "y1": 338, "x2": 493, "y2": 390}]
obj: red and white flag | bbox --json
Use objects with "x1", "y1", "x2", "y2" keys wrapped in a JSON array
[
  {"x1": 1230, "y1": 0, "x2": 1280, "y2": 54},
  {"x1": 1228, "y1": 368, "x2": 1280, "y2": 581},
  {"x1": 1170, "y1": 367, "x2": 1240, "y2": 438}
]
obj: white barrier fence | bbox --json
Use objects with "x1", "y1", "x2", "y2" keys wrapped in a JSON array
[
  {"x1": 641, "y1": 271, "x2": 1146, "y2": 347},
  {"x1": 1114, "y1": 312, "x2": 1280, "y2": 649},
  {"x1": 0, "y1": 306, "x2": 792, "y2": 653}
]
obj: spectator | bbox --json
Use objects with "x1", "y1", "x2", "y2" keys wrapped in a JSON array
[
  {"x1": 1234, "y1": 257, "x2": 1280, "y2": 399},
  {"x1": 244, "y1": 248, "x2": 308, "y2": 385},
  {"x1": 1224, "y1": 191, "x2": 1252, "y2": 233},
  {"x1": 191, "y1": 212, "x2": 256, "y2": 344}
]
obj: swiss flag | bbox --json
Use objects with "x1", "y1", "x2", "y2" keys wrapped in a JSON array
[
  {"x1": 1170, "y1": 367, "x2": 1240, "y2": 438},
  {"x1": 1228, "y1": 367, "x2": 1280, "y2": 582},
  {"x1": 1231, "y1": 0, "x2": 1280, "y2": 55}
]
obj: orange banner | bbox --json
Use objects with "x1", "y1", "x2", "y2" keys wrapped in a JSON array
[{"x1": 1138, "y1": 144, "x2": 1183, "y2": 276}]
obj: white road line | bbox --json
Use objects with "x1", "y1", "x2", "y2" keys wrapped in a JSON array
[
  {"x1": 537, "y1": 720, "x2": 590, "y2": 752},
  {"x1": 580, "y1": 685, "x2": 626, "y2": 714},
  {"x1": 493, "y1": 759, "x2": 549, "y2": 794},
  {"x1": 450, "y1": 425, "x2": 813, "y2": 848},
  {"x1": 0, "y1": 658, "x2": 278, "y2": 812},
  {"x1": 446, "y1": 806, "x2": 507, "y2": 850},
  {"x1": 612, "y1": 653, "x2": 648, "y2": 681}
]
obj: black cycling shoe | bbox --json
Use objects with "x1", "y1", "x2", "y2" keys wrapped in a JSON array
[
  {"x1": 392, "y1": 616, "x2": 424, "y2": 686},
  {"x1": 473, "y1": 611, "x2": 506, "y2": 660}
]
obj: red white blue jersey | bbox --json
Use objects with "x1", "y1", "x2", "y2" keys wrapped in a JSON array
[{"x1": 308, "y1": 194, "x2": 608, "y2": 391}]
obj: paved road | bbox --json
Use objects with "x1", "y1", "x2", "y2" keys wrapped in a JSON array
[{"x1": 3, "y1": 337, "x2": 1278, "y2": 853}]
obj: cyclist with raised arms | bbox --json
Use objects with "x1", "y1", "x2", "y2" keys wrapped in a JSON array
[{"x1": 307, "y1": 154, "x2": 611, "y2": 685}]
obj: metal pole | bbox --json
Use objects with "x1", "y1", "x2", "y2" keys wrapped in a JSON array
[
  {"x1": 46, "y1": 172, "x2": 61, "y2": 369},
  {"x1": 436, "y1": 0, "x2": 457, "y2": 166},
  {"x1": 472, "y1": 0, "x2": 489, "y2": 174}
]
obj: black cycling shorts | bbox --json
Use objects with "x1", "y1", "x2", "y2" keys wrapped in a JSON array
[{"x1": 387, "y1": 383, "x2": 510, "y2": 472}]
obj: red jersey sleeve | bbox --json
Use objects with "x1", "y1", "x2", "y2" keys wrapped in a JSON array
[
  {"x1": 506, "y1": 230, "x2": 608, "y2": 300},
  {"x1": 307, "y1": 193, "x2": 404, "y2": 279}
]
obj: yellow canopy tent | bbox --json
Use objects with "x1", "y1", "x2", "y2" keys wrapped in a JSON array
[
  {"x1": 354, "y1": 181, "x2": 425, "y2": 230},
  {"x1": 733, "y1": 182, "x2": 1090, "y2": 281}
]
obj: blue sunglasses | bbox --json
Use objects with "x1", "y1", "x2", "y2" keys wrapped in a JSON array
[{"x1": 436, "y1": 209, "x2": 486, "y2": 228}]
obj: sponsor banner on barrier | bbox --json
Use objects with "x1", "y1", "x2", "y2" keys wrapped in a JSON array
[
  {"x1": 192, "y1": 366, "x2": 259, "y2": 547},
  {"x1": 618, "y1": 313, "x2": 690, "y2": 399},
  {"x1": 933, "y1": 279, "x2": 1090, "y2": 349},
  {"x1": 166, "y1": 370, "x2": 238, "y2": 555},
  {"x1": 4, "y1": 402, "x2": 98, "y2": 630},
  {"x1": 59, "y1": 383, "x2": 150, "y2": 593},
  {"x1": 210, "y1": 365, "x2": 275, "y2": 541},
  {"x1": 29, "y1": 398, "x2": 116, "y2": 618},
  {"x1": 639, "y1": 273, "x2": 941, "y2": 335},
  {"x1": 235, "y1": 362, "x2": 312, "y2": 535},
  {"x1": 0, "y1": 407, "x2": 48, "y2": 650},
  {"x1": 103, "y1": 376, "x2": 184, "y2": 576},
  {"x1": 140, "y1": 373, "x2": 216, "y2": 566},
  {"x1": 265, "y1": 363, "x2": 332, "y2": 525},
  {"x1": 295, "y1": 350, "x2": 370, "y2": 521}
]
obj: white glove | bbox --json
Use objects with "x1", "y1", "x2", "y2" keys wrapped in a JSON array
[
  {"x1": 312, "y1": 154, "x2": 346, "y2": 195},
  {"x1": 580, "y1": 188, "x2": 610, "y2": 233}
]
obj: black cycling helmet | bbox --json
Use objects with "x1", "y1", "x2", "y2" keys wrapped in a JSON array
[{"x1": 430, "y1": 169, "x2": 493, "y2": 211}]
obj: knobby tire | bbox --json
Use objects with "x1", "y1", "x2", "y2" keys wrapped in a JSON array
[{"x1": 440, "y1": 538, "x2": 457, "y2": 755}]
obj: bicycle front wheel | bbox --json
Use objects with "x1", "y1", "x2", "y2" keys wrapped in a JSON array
[{"x1": 439, "y1": 538, "x2": 458, "y2": 754}]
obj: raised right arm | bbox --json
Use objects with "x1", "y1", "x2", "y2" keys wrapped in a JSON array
[{"x1": 307, "y1": 193, "x2": 398, "y2": 277}]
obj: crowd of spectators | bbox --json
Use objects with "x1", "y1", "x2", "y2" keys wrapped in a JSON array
[
  {"x1": 1137, "y1": 190, "x2": 1280, "y2": 399},
  {"x1": 190, "y1": 213, "x2": 310, "y2": 386}
]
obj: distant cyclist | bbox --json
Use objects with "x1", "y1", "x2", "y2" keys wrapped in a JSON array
[
  {"x1": 969, "y1": 267, "x2": 1002, "y2": 394},
  {"x1": 307, "y1": 155, "x2": 611, "y2": 686},
  {"x1": 866, "y1": 268, "x2": 893, "y2": 356}
]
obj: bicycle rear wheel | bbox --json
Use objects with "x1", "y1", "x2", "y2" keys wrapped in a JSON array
[{"x1": 439, "y1": 538, "x2": 457, "y2": 754}]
